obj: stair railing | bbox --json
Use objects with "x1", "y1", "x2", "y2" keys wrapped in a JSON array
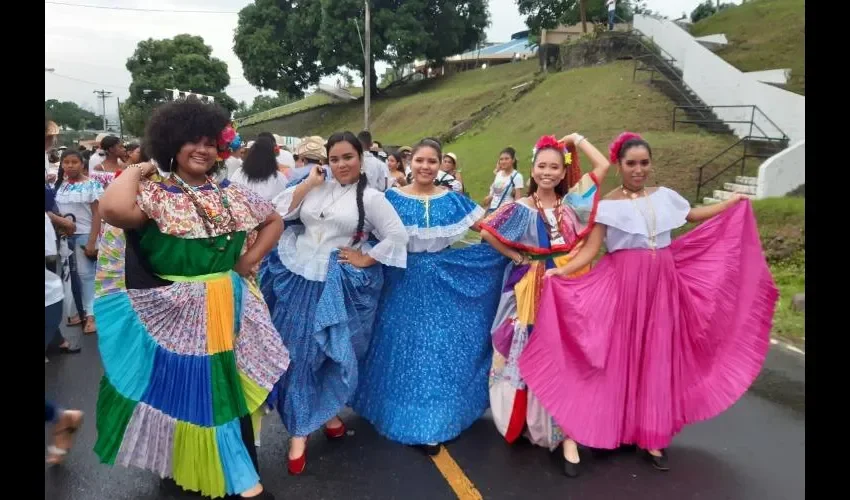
[
  {"x1": 673, "y1": 104, "x2": 790, "y2": 141},
  {"x1": 695, "y1": 135, "x2": 789, "y2": 201}
]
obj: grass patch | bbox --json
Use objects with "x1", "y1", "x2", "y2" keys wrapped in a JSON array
[
  {"x1": 689, "y1": 0, "x2": 805, "y2": 95},
  {"x1": 442, "y1": 62, "x2": 735, "y2": 203}
]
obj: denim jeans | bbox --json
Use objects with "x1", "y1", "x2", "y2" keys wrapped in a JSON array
[
  {"x1": 609, "y1": 11, "x2": 615, "y2": 30},
  {"x1": 66, "y1": 234, "x2": 95, "y2": 318}
]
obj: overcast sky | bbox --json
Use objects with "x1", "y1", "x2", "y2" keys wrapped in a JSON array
[{"x1": 45, "y1": 0, "x2": 739, "y2": 121}]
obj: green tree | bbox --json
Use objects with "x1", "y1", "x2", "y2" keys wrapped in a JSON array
[
  {"x1": 44, "y1": 99, "x2": 102, "y2": 130},
  {"x1": 121, "y1": 34, "x2": 237, "y2": 135},
  {"x1": 690, "y1": 0, "x2": 734, "y2": 23},
  {"x1": 233, "y1": 93, "x2": 298, "y2": 119},
  {"x1": 233, "y1": 0, "x2": 489, "y2": 97},
  {"x1": 517, "y1": 0, "x2": 655, "y2": 35}
]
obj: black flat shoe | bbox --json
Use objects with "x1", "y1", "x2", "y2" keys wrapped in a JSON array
[
  {"x1": 416, "y1": 443, "x2": 442, "y2": 456},
  {"x1": 60, "y1": 346, "x2": 81, "y2": 354},
  {"x1": 562, "y1": 455, "x2": 581, "y2": 478},
  {"x1": 642, "y1": 449, "x2": 670, "y2": 471}
]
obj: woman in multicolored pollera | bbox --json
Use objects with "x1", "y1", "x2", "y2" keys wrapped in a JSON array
[
  {"x1": 93, "y1": 98, "x2": 288, "y2": 499},
  {"x1": 480, "y1": 133, "x2": 610, "y2": 477}
]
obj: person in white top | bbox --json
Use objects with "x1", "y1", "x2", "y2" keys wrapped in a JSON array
[
  {"x1": 484, "y1": 147, "x2": 525, "y2": 213},
  {"x1": 220, "y1": 145, "x2": 245, "y2": 180},
  {"x1": 88, "y1": 132, "x2": 110, "y2": 171},
  {"x1": 436, "y1": 152, "x2": 464, "y2": 193},
  {"x1": 91, "y1": 135, "x2": 125, "y2": 178},
  {"x1": 607, "y1": 0, "x2": 617, "y2": 30},
  {"x1": 229, "y1": 136, "x2": 289, "y2": 201},
  {"x1": 54, "y1": 150, "x2": 104, "y2": 336},
  {"x1": 262, "y1": 131, "x2": 408, "y2": 475},
  {"x1": 45, "y1": 211, "x2": 85, "y2": 465},
  {"x1": 357, "y1": 130, "x2": 390, "y2": 191}
]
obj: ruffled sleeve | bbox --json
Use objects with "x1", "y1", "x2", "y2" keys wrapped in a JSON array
[
  {"x1": 478, "y1": 202, "x2": 536, "y2": 249},
  {"x1": 363, "y1": 190, "x2": 409, "y2": 268},
  {"x1": 135, "y1": 180, "x2": 160, "y2": 219},
  {"x1": 387, "y1": 189, "x2": 484, "y2": 246},
  {"x1": 596, "y1": 187, "x2": 691, "y2": 235},
  {"x1": 271, "y1": 184, "x2": 302, "y2": 221},
  {"x1": 55, "y1": 179, "x2": 104, "y2": 205}
]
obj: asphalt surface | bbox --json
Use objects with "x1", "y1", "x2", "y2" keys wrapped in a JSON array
[{"x1": 45, "y1": 324, "x2": 805, "y2": 500}]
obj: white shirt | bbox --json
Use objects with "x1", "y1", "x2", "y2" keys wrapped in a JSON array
[
  {"x1": 54, "y1": 179, "x2": 103, "y2": 236},
  {"x1": 272, "y1": 179, "x2": 409, "y2": 281},
  {"x1": 363, "y1": 153, "x2": 390, "y2": 192},
  {"x1": 224, "y1": 156, "x2": 243, "y2": 180},
  {"x1": 436, "y1": 170, "x2": 463, "y2": 193},
  {"x1": 45, "y1": 213, "x2": 64, "y2": 307},
  {"x1": 89, "y1": 151, "x2": 106, "y2": 170},
  {"x1": 489, "y1": 170, "x2": 524, "y2": 209},
  {"x1": 607, "y1": 0, "x2": 616, "y2": 12},
  {"x1": 277, "y1": 150, "x2": 296, "y2": 168},
  {"x1": 229, "y1": 168, "x2": 289, "y2": 202}
]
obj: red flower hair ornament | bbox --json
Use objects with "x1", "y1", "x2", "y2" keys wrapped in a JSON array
[
  {"x1": 608, "y1": 132, "x2": 643, "y2": 164},
  {"x1": 532, "y1": 134, "x2": 581, "y2": 190},
  {"x1": 217, "y1": 123, "x2": 242, "y2": 161}
]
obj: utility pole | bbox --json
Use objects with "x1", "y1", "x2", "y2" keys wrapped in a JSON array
[
  {"x1": 93, "y1": 89, "x2": 112, "y2": 131},
  {"x1": 116, "y1": 97, "x2": 124, "y2": 141},
  {"x1": 364, "y1": 0, "x2": 371, "y2": 131},
  {"x1": 580, "y1": 0, "x2": 588, "y2": 34}
]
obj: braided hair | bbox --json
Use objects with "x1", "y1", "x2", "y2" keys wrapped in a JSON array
[{"x1": 326, "y1": 131, "x2": 369, "y2": 246}]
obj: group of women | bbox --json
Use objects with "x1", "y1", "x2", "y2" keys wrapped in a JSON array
[{"x1": 81, "y1": 98, "x2": 777, "y2": 499}]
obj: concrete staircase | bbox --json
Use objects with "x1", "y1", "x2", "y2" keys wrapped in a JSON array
[
  {"x1": 647, "y1": 64, "x2": 735, "y2": 136},
  {"x1": 703, "y1": 175, "x2": 757, "y2": 205},
  {"x1": 626, "y1": 34, "x2": 734, "y2": 136}
]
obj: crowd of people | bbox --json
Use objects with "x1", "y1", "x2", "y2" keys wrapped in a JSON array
[{"x1": 44, "y1": 97, "x2": 779, "y2": 499}]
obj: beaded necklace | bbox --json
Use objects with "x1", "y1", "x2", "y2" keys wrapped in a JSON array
[
  {"x1": 170, "y1": 173, "x2": 237, "y2": 251},
  {"x1": 531, "y1": 192, "x2": 564, "y2": 243}
]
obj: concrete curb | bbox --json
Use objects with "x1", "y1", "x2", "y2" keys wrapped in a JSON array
[{"x1": 770, "y1": 337, "x2": 805, "y2": 356}]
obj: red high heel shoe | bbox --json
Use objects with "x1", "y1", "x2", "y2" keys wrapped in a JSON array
[
  {"x1": 287, "y1": 437, "x2": 308, "y2": 475},
  {"x1": 324, "y1": 421, "x2": 346, "y2": 439}
]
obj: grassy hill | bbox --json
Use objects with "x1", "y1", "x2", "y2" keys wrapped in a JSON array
[
  {"x1": 242, "y1": 60, "x2": 737, "y2": 202},
  {"x1": 690, "y1": 0, "x2": 805, "y2": 95},
  {"x1": 241, "y1": 59, "x2": 804, "y2": 344}
]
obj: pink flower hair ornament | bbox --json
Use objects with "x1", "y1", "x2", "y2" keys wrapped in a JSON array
[{"x1": 608, "y1": 132, "x2": 644, "y2": 164}]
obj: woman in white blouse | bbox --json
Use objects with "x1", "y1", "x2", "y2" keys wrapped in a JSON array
[
  {"x1": 229, "y1": 135, "x2": 289, "y2": 201},
  {"x1": 483, "y1": 147, "x2": 524, "y2": 214},
  {"x1": 260, "y1": 131, "x2": 408, "y2": 476}
]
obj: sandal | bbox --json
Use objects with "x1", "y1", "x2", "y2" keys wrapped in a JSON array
[
  {"x1": 66, "y1": 315, "x2": 82, "y2": 327},
  {"x1": 83, "y1": 316, "x2": 97, "y2": 335},
  {"x1": 46, "y1": 410, "x2": 84, "y2": 465}
]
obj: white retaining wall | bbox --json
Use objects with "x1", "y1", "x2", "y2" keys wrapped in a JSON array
[{"x1": 756, "y1": 140, "x2": 805, "y2": 198}]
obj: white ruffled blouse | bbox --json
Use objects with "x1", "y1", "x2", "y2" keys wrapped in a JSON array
[
  {"x1": 272, "y1": 179, "x2": 409, "y2": 282},
  {"x1": 596, "y1": 187, "x2": 692, "y2": 252}
]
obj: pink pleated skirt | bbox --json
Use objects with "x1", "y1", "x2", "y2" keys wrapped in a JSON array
[{"x1": 519, "y1": 201, "x2": 778, "y2": 450}]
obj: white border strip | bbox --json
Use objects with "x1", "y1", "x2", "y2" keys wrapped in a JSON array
[{"x1": 771, "y1": 338, "x2": 805, "y2": 356}]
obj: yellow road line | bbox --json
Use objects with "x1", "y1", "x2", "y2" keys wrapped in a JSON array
[{"x1": 429, "y1": 446, "x2": 483, "y2": 500}]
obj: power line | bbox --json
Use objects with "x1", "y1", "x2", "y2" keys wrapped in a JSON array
[
  {"x1": 45, "y1": 1, "x2": 239, "y2": 14},
  {"x1": 46, "y1": 71, "x2": 128, "y2": 90}
]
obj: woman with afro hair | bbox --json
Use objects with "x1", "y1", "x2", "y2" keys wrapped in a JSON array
[{"x1": 93, "y1": 97, "x2": 289, "y2": 499}]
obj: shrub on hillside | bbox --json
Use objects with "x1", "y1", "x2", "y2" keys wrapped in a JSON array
[{"x1": 691, "y1": 0, "x2": 735, "y2": 23}]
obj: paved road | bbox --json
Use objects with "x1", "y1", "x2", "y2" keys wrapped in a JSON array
[{"x1": 45, "y1": 325, "x2": 804, "y2": 500}]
